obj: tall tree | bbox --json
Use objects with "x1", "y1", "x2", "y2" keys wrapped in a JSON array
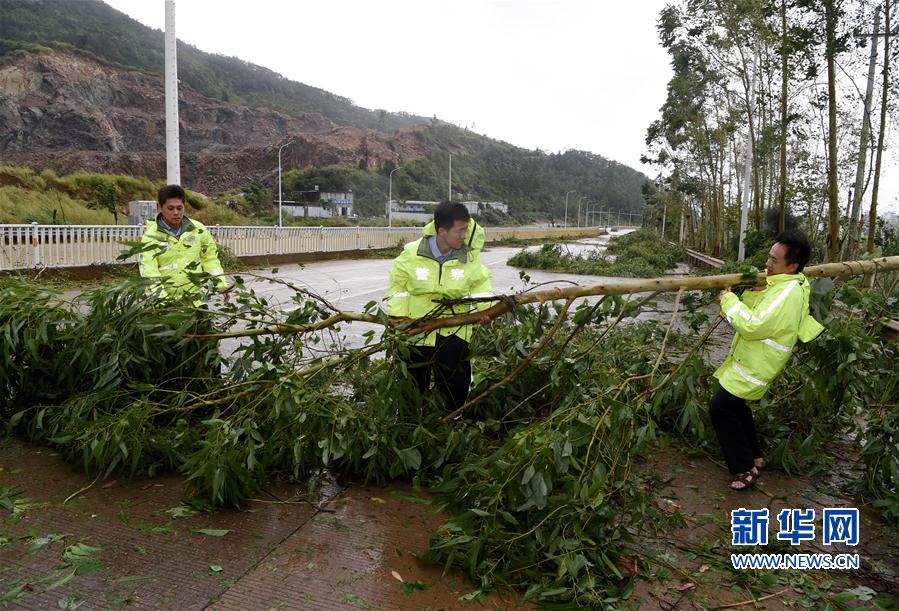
[
  {"x1": 846, "y1": 5, "x2": 881, "y2": 260},
  {"x1": 867, "y1": 0, "x2": 891, "y2": 255},
  {"x1": 778, "y1": 0, "x2": 789, "y2": 233},
  {"x1": 824, "y1": 0, "x2": 841, "y2": 262}
]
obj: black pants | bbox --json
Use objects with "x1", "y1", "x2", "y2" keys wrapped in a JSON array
[
  {"x1": 709, "y1": 386, "x2": 761, "y2": 474},
  {"x1": 405, "y1": 333, "x2": 472, "y2": 411}
]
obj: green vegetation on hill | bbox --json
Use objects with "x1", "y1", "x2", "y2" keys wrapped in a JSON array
[
  {"x1": 0, "y1": 167, "x2": 249, "y2": 225},
  {"x1": 0, "y1": 0, "x2": 425, "y2": 132},
  {"x1": 0, "y1": 2, "x2": 648, "y2": 224},
  {"x1": 283, "y1": 123, "x2": 647, "y2": 223}
]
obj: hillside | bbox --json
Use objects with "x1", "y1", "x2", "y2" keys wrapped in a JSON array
[
  {"x1": 0, "y1": 0, "x2": 427, "y2": 133},
  {"x1": 0, "y1": 0, "x2": 648, "y2": 222}
]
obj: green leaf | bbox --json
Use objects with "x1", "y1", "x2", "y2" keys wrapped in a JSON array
[
  {"x1": 388, "y1": 491, "x2": 431, "y2": 505},
  {"x1": 112, "y1": 575, "x2": 157, "y2": 584},
  {"x1": 458, "y1": 589, "x2": 484, "y2": 601},
  {"x1": 342, "y1": 593, "x2": 373, "y2": 608},
  {"x1": 39, "y1": 568, "x2": 76, "y2": 593},
  {"x1": 165, "y1": 505, "x2": 197, "y2": 519},
  {"x1": 400, "y1": 580, "x2": 429, "y2": 595},
  {"x1": 395, "y1": 447, "x2": 421, "y2": 471},
  {"x1": 7, "y1": 410, "x2": 24, "y2": 428},
  {"x1": 193, "y1": 528, "x2": 231, "y2": 537}
]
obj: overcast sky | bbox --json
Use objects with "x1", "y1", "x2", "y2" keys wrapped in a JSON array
[{"x1": 103, "y1": 0, "x2": 898, "y2": 214}]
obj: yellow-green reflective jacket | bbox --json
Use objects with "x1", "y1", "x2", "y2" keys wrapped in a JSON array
[
  {"x1": 715, "y1": 273, "x2": 825, "y2": 400},
  {"x1": 386, "y1": 221, "x2": 493, "y2": 346},
  {"x1": 139, "y1": 216, "x2": 227, "y2": 301}
]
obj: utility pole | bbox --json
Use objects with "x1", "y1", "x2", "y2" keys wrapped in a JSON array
[
  {"x1": 564, "y1": 190, "x2": 576, "y2": 228},
  {"x1": 164, "y1": 0, "x2": 180, "y2": 185},
  {"x1": 738, "y1": 51, "x2": 758, "y2": 261},
  {"x1": 277, "y1": 139, "x2": 294, "y2": 228},
  {"x1": 448, "y1": 155, "x2": 452, "y2": 202},
  {"x1": 388, "y1": 166, "x2": 401, "y2": 228}
]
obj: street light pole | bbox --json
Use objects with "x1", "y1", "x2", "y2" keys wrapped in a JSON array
[
  {"x1": 164, "y1": 0, "x2": 180, "y2": 186},
  {"x1": 278, "y1": 139, "x2": 295, "y2": 228},
  {"x1": 577, "y1": 196, "x2": 586, "y2": 228},
  {"x1": 563, "y1": 190, "x2": 576, "y2": 228},
  {"x1": 388, "y1": 166, "x2": 401, "y2": 228},
  {"x1": 448, "y1": 155, "x2": 452, "y2": 201}
]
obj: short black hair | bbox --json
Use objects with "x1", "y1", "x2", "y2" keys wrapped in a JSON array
[
  {"x1": 775, "y1": 229, "x2": 811, "y2": 272},
  {"x1": 433, "y1": 201, "x2": 470, "y2": 232},
  {"x1": 158, "y1": 184, "x2": 186, "y2": 206}
]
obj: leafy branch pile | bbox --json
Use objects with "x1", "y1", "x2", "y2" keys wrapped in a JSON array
[
  {"x1": 1, "y1": 264, "x2": 896, "y2": 604},
  {"x1": 508, "y1": 228, "x2": 685, "y2": 277}
]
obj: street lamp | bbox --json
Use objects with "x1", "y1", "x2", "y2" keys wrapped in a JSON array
[
  {"x1": 388, "y1": 166, "x2": 402, "y2": 228},
  {"x1": 578, "y1": 197, "x2": 592, "y2": 228},
  {"x1": 278, "y1": 138, "x2": 295, "y2": 228},
  {"x1": 563, "y1": 190, "x2": 576, "y2": 228}
]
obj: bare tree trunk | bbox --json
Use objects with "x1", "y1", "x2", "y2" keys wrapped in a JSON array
[
  {"x1": 825, "y1": 0, "x2": 841, "y2": 262},
  {"x1": 847, "y1": 6, "x2": 881, "y2": 260},
  {"x1": 779, "y1": 0, "x2": 789, "y2": 233},
  {"x1": 867, "y1": 0, "x2": 891, "y2": 256}
]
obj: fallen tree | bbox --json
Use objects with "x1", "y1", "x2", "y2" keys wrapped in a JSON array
[
  {"x1": 0, "y1": 253, "x2": 896, "y2": 606},
  {"x1": 198, "y1": 255, "x2": 899, "y2": 340}
]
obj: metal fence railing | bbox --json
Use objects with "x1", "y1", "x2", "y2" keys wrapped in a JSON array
[{"x1": 0, "y1": 224, "x2": 620, "y2": 271}]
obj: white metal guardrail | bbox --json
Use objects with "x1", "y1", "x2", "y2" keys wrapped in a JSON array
[{"x1": 0, "y1": 224, "x2": 625, "y2": 271}]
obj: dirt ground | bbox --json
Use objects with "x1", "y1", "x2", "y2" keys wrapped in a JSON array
[{"x1": 1, "y1": 435, "x2": 896, "y2": 610}]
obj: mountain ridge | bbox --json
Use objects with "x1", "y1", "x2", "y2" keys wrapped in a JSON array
[{"x1": 0, "y1": 0, "x2": 648, "y2": 220}]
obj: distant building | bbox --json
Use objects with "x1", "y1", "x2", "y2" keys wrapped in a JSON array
[
  {"x1": 390, "y1": 200, "x2": 437, "y2": 222},
  {"x1": 282, "y1": 188, "x2": 354, "y2": 218},
  {"x1": 321, "y1": 191, "x2": 354, "y2": 217},
  {"x1": 399, "y1": 200, "x2": 438, "y2": 212},
  {"x1": 128, "y1": 200, "x2": 157, "y2": 225},
  {"x1": 461, "y1": 201, "x2": 509, "y2": 215}
]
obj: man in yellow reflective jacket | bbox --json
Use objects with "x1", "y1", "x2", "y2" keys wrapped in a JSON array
[
  {"x1": 385, "y1": 202, "x2": 494, "y2": 411},
  {"x1": 711, "y1": 230, "x2": 824, "y2": 491},
  {"x1": 139, "y1": 184, "x2": 229, "y2": 304}
]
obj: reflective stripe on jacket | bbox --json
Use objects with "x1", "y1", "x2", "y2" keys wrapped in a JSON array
[
  {"x1": 385, "y1": 221, "x2": 493, "y2": 346},
  {"x1": 714, "y1": 273, "x2": 824, "y2": 400},
  {"x1": 139, "y1": 216, "x2": 227, "y2": 300}
]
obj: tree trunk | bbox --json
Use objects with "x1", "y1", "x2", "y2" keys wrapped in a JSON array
[
  {"x1": 846, "y1": 7, "x2": 880, "y2": 260},
  {"x1": 779, "y1": 0, "x2": 789, "y2": 233},
  {"x1": 867, "y1": 0, "x2": 891, "y2": 256},
  {"x1": 825, "y1": 0, "x2": 842, "y2": 261},
  {"x1": 208, "y1": 256, "x2": 899, "y2": 341}
]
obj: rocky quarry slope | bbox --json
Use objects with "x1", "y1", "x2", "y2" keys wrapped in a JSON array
[{"x1": 0, "y1": 51, "x2": 430, "y2": 193}]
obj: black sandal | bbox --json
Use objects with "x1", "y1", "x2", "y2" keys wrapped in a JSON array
[{"x1": 730, "y1": 468, "x2": 759, "y2": 491}]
